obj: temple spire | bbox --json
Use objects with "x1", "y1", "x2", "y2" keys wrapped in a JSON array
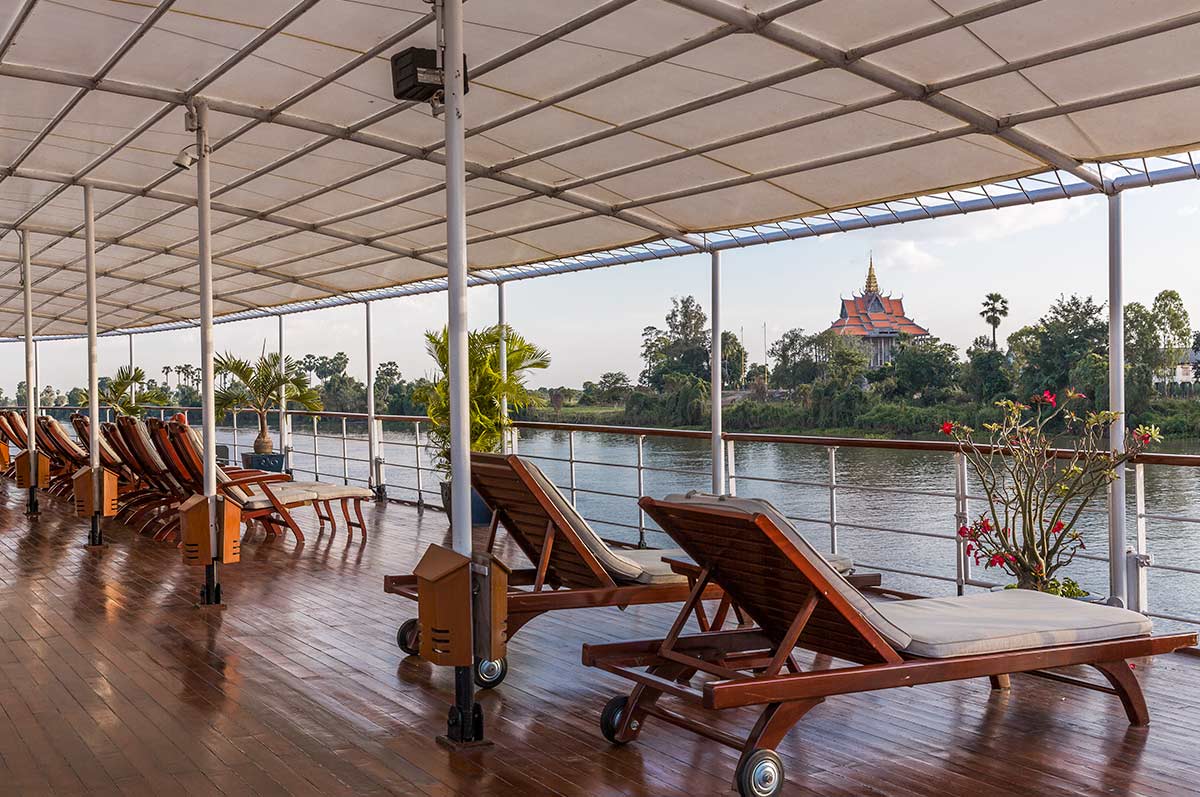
[{"x1": 864, "y1": 252, "x2": 879, "y2": 294}]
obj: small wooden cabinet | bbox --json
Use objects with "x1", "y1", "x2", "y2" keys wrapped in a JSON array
[
  {"x1": 179, "y1": 494, "x2": 242, "y2": 566},
  {"x1": 72, "y1": 467, "x2": 119, "y2": 518},
  {"x1": 414, "y1": 544, "x2": 473, "y2": 666},
  {"x1": 0, "y1": 440, "x2": 9, "y2": 469},
  {"x1": 15, "y1": 450, "x2": 49, "y2": 490}
]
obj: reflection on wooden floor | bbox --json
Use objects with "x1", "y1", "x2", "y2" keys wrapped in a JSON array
[{"x1": 1, "y1": 478, "x2": 1199, "y2": 796}]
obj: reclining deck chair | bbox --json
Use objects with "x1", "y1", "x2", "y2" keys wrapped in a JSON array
[
  {"x1": 583, "y1": 494, "x2": 1197, "y2": 797},
  {"x1": 2, "y1": 410, "x2": 32, "y2": 480},
  {"x1": 114, "y1": 416, "x2": 190, "y2": 540},
  {"x1": 385, "y1": 452, "x2": 732, "y2": 689},
  {"x1": 0, "y1": 411, "x2": 18, "y2": 475},
  {"x1": 37, "y1": 416, "x2": 90, "y2": 496}
]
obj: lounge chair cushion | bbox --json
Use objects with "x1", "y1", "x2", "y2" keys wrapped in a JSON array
[
  {"x1": 289, "y1": 481, "x2": 374, "y2": 500},
  {"x1": 239, "y1": 487, "x2": 317, "y2": 510},
  {"x1": 520, "y1": 458, "x2": 687, "y2": 585},
  {"x1": 877, "y1": 589, "x2": 1153, "y2": 659},
  {"x1": 612, "y1": 547, "x2": 691, "y2": 584},
  {"x1": 665, "y1": 492, "x2": 913, "y2": 649}
]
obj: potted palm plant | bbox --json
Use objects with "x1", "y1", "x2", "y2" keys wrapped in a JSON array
[
  {"x1": 214, "y1": 350, "x2": 322, "y2": 466},
  {"x1": 415, "y1": 325, "x2": 549, "y2": 523},
  {"x1": 86, "y1": 365, "x2": 171, "y2": 416}
]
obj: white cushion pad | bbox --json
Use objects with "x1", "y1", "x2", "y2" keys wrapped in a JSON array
[
  {"x1": 613, "y1": 548, "x2": 689, "y2": 585},
  {"x1": 289, "y1": 481, "x2": 373, "y2": 500},
  {"x1": 240, "y1": 487, "x2": 317, "y2": 510},
  {"x1": 876, "y1": 589, "x2": 1153, "y2": 658}
]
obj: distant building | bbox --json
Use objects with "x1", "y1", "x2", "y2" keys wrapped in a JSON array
[{"x1": 829, "y1": 257, "x2": 929, "y2": 368}]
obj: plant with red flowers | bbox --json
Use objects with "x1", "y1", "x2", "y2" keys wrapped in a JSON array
[{"x1": 942, "y1": 390, "x2": 1161, "y2": 593}]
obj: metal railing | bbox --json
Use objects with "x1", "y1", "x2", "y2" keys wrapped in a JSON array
[{"x1": 26, "y1": 404, "x2": 1200, "y2": 631}]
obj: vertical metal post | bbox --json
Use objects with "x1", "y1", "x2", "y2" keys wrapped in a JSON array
[
  {"x1": 412, "y1": 421, "x2": 423, "y2": 511},
  {"x1": 567, "y1": 430, "x2": 577, "y2": 504},
  {"x1": 85, "y1": 186, "x2": 102, "y2": 545},
  {"x1": 21, "y1": 231, "x2": 38, "y2": 516},
  {"x1": 827, "y1": 446, "x2": 838, "y2": 555},
  {"x1": 311, "y1": 416, "x2": 320, "y2": 478},
  {"x1": 230, "y1": 410, "x2": 238, "y2": 458},
  {"x1": 192, "y1": 99, "x2": 220, "y2": 605},
  {"x1": 1107, "y1": 191, "x2": 1128, "y2": 607},
  {"x1": 365, "y1": 301, "x2": 382, "y2": 498},
  {"x1": 340, "y1": 417, "x2": 349, "y2": 485},
  {"x1": 278, "y1": 314, "x2": 287, "y2": 456},
  {"x1": 710, "y1": 250, "x2": 723, "y2": 493},
  {"x1": 498, "y1": 282, "x2": 508, "y2": 453},
  {"x1": 636, "y1": 434, "x2": 646, "y2": 548},
  {"x1": 128, "y1": 333, "x2": 136, "y2": 404},
  {"x1": 441, "y1": 0, "x2": 481, "y2": 746},
  {"x1": 725, "y1": 439, "x2": 737, "y2": 496},
  {"x1": 954, "y1": 451, "x2": 970, "y2": 595},
  {"x1": 1131, "y1": 463, "x2": 1149, "y2": 613}
]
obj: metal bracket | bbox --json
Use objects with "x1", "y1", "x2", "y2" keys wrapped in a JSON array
[{"x1": 1130, "y1": 551, "x2": 1153, "y2": 568}]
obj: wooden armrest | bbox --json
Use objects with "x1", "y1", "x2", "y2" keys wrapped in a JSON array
[
  {"x1": 664, "y1": 556, "x2": 700, "y2": 576},
  {"x1": 221, "y1": 473, "x2": 292, "y2": 490}
]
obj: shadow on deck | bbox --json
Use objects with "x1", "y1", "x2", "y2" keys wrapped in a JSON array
[{"x1": 1, "y1": 482, "x2": 1198, "y2": 796}]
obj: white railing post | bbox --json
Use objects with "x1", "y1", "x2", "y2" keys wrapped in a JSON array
[
  {"x1": 230, "y1": 409, "x2": 238, "y2": 460},
  {"x1": 374, "y1": 418, "x2": 386, "y2": 494},
  {"x1": 311, "y1": 416, "x2": 319, "y2": 480},
  {"x1": 1107, "y1": 190, "x2": 1128, "y2": 607},
  {"x1": 725, "y1": 439, "x2": 737, "y2": 496},
  {"x1": 954, "y1": 451, "x2": 970, "y2": 595},
  {"x1": 412, "y1": 420, "x2": 424, "y2": 512},
  {"x1": 568, "y1": 430, "x2": 577, "y2": 504},
  {"x1": 283, "y1": 412, "x2": 292, "y2": 473},
  {"x1": 340, "y1": 417, "x2": 349, "y2": 485},
  {"x1": 1130, "y1": 463, "x2": 1151, "y2": 613},
  {"x1": 636, "y1": 434, "x2": 646, "y2": 548},
  {"x1": 827, "y1": 446, "x2": 839, "y2": 554}
]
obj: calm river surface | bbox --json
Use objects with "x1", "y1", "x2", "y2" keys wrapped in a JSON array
[{"x1": 215, "y1": 424, "x2": 1200, "y2": 632}]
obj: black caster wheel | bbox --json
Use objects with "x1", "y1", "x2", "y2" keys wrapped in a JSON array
[
  {"x1": 397, "y1": 619, "x2": 420, "y2": 656},
  {"x1": 736, "y1": 749, "x2": 784, "y2": 797},
  {"x1": 474, "y1": 656, "x2": 508, "y2": 689},
  {"x1": 599, "y1": 695, "x2": 632, "y2": 744}
]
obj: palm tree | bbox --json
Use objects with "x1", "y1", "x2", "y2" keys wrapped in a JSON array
[
  {"x1": 214, "y1": 350, "x2": 322, "y2": 454},
  {"x1": 81, "y1": 365, "x2": 170, "y2": 417},
  {"x1": 980, "y1": 292, "x2": 1009, "y2": 350},
  {"x1": 415, "y1": 325, "x2": 549, "y2": 477},
  {"x1": 161, "y1": 365, "x2": 172, "y2": 388}
]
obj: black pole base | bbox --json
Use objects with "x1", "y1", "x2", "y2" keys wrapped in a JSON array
[
  {"x1": 86, "y1": 515, "x2": 105, "y2": 548},
  {"x1": 197, "y1": 563, "x2": 224, "y2": 608},
  {"x1": 437, "y1": 665, "x2": 488, "y2": 748},
  {"x1": 373, "y1": 484, "x2": 388, "y2": 502},
  {"x1": 25, "y1": 488, "x2": 38, "y2": 517}
]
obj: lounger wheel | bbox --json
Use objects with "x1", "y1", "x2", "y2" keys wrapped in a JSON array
[
  {"x1": 599, "y1": 695, "x2": 632, "y2": 744},
  {"x1": 397, "y1": 619, "x2": 420, "y2": 656},
  {"x1": 736, "y1": 749, "x2": 784, "y2": 797},
  {"x1": 474, "y1": 657, "x2": 508, "y2": 689}
]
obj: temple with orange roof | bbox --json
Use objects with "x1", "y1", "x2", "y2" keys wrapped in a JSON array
[{"x1": 829, "y1": 257, "x2": 929, "y2": 368}]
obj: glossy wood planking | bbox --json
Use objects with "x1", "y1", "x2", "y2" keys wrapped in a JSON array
[{"x1": 1, "y1": 479, "x2": 1200, "y2": 795}]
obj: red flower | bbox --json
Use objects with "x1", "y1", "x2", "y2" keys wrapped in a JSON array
[
  {"x1": 958, "y1": 526, "x2": 969, "y2": 538},
  {"x1": 1042, "y1": 390, "x2": 1057, "y2": 407},
  {"x1": 965, "y1": 543, "x2": 974, "y2": 556},
  {"x1": 986, "y1": 554, "x2": 1007, "y2": 569},
  {"x1": 981, "y1": 518, "x2": 992, "y2": 532},
  {"x1": 940, "y1": 421, "x2": 955, "y2": 436},
  {"x1": 1052, "y1": 521, "x2": 1065, "y2": 534},
  {"x1": 1140, "y1": 433, "x2": 1152, "y2": 445}
]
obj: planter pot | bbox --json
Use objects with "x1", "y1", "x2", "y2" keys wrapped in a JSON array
[
  {"x1": 242, "y1": 452, "x2": 285, "y2": 473},
  {"x1": 439, "y1": 480, "x2": 493, "y2": 526}
]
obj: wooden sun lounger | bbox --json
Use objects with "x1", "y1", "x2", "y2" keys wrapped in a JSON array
[
  {"x1": 384, "y1": 452, "x2": 725, "y2": 689},
  {"x1": 583, "y1": 494, "x2": 1198, "y2": 797},
  {"x1": 37, "y1": 416, "x2": 90, "y2": 496}
]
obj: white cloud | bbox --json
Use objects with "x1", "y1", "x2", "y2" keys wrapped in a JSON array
[{"x1": 874, "y1": 239, "x2": 943, "y2": 273}]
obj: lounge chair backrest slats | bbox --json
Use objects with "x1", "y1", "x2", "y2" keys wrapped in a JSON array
[
  {"x1": 644, "y1": 495, "x2": 903, "y2": 665},
  {"x1": 471, "y1": 453, "x2": 614, "y2": 589},
  {"x1": 4, "y1": 411, "x2": 29, "y2": 447}
]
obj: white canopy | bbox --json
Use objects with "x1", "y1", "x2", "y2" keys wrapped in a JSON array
[{"x1": 2, "y1": 0, "x2": 1200, "y2": 338}]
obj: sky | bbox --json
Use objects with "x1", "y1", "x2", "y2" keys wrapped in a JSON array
[{"x1": 5, "y1": 178, "x2": 1200, "y2": 397}]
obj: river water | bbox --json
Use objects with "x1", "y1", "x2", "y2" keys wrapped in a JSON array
[{"x1": 215, "y1": 424, "x2": 1200, "y2": 633}]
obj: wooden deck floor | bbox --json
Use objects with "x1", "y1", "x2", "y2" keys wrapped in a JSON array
[{"x1": 2, "y1": 480, "x2": 1199, "y2": 797}]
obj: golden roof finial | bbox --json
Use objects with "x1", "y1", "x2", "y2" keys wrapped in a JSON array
[{"x1": 865, "y1": 252, "x2": 879, "y2": 294}]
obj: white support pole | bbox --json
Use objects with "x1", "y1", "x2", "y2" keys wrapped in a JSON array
[
  {"x1": 1107, "y1": 191, "x2": 1128, "y2": 607},
  {"x1": 498, "y1": 282, "x2": 508, "y2": 453},
  {"x1": 365, "y1": 301, "x2": 381, "y2": 497},
  {"x1": 442, "y1": 0, "x2": 482, "y2": 745},
  {"x1": 85, "y1": 186, "x2": 103, "y2": 545},
  {"x1": 278, "y1": 314, "x2": 288, "y2": 460},
  {"x1": 710, "y1": 250, "x2": 723, "y2": 493},
  {"x1": 21, "y1": 230, "x2": 38, "y2": 516},
  {"x1": 128, "y1": 333, "x2": 136, "y2": 404},
  {"x1": 193, "y1": 100, "x2": 221, "y2": 605}
]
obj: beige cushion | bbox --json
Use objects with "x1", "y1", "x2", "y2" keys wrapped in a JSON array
[
  {"x1": 50, "y1": 419, "x2": 88, "y2": 460},
  {"x1": 877, "y1": 589, "x2": 1153, "y2": 659},
  {"x1": 289, "y1": 481, "x2": 373, "y2": 500},
  {"x1": 664, "y1": 492, "x2": 912, "y2": 649},
  {"x1": 519, "y1": 457, "x2": 687, "y2": 585},
  {"x1": 239, "y1": 487, "x2": 317, "y2": 510},
  {"x1": 132, "y1": 420, "x2": 168, "y2": 472}
]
